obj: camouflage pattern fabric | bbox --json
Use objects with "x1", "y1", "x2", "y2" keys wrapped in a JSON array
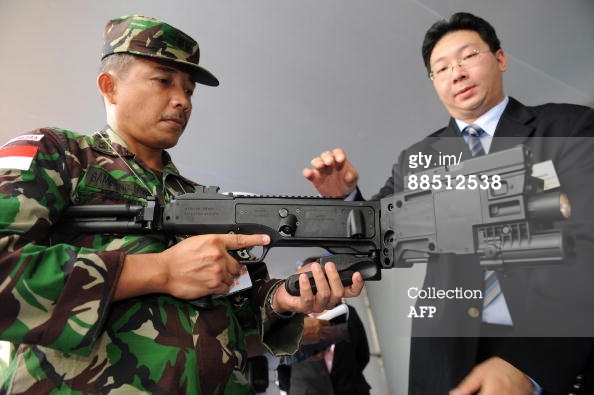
[
  {"x1": 102, "y1": 15, "x2": 219, "y2": 87},
  {"x1": 0, "y1": 127, "x2": 302, "y2": 394}
]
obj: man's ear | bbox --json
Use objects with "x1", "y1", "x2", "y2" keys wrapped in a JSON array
[
  {"x1": 97, "y1": 72, "x2": 117, "y2": 104},
  {"x1": 495, "y1": 49, "x2": 508, "y2": 72}
]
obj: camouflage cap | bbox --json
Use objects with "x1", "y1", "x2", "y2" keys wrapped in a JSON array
[{"x1": 101, "y1": 15, "x2": 219, "y2": 86}]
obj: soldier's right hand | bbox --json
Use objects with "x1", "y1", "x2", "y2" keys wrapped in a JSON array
[
  {"x1": 302, "y1": 148, "x2": 359, "y2": 198},
  {"x1": 115, "y1": 233, "x2": 270, "y2": 301}
]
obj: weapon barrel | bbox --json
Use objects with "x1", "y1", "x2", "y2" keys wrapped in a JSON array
[{"x1": 62, "y1": 204, "x2": 144, "y2": 218}]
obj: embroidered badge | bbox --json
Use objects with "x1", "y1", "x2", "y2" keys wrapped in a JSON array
[
  {"x1": 0, "y1": 145, "x2": 39, "y2": 170},
  {"x1": 85, "y1": 166, "x2": 150, "y2": 198}
]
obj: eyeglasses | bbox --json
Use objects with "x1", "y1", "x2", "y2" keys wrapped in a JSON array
[{"x1": 429, "y1": 49, "x2": 491, "y2": 81}]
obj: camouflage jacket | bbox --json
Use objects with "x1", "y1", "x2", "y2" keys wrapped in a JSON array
[{"x1": 0, "y1": 127, "x2": 303, "y2": 394}]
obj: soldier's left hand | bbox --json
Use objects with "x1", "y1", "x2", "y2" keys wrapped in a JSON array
[{"x1": 272, "y1": 261, "x2": 364, "y2": 314}]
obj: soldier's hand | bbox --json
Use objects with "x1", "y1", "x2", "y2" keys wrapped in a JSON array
[
  {"x1": 159, "y1": 234, "x2": 271, "y2": 299},
  {"x1": 302, "y1": 148, "x2": 359, "y2": 198},
  {"x1": 115, "y1": 234, "x2": 270, "y2": 301},
  {"x1": 272, "y1": 262, "x2": 364, "y2": 315}
]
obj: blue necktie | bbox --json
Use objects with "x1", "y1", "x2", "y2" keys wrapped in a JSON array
[
  {"x1": 461, "y1": 125, "x2": 501, "y2": 308},
  {"x1": 461, "y1": 124, "x2": 486, "y2": 157}
]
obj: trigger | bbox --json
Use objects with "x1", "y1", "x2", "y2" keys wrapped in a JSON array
[
  {"x1": 236, "y1": 248, "x2": 253, "y2": 260},
  {"x1": 236, "y1": 245, "x2": 267, "y2": 263}
]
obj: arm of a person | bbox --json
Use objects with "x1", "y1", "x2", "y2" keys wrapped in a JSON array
[
  {"x1": 253, "y1": 262, "x2": 364, "y2": 356},
  {"x1": 0, "y1": 129, "x2": 126, "y2": 355},
  {"x1": 302, "y1": 148, "x2": 359, "y2": 197},
  {"x1": 450, "y1": 357, "x2": 535, "y2": 395},
  {"x1": 0, "y1": 129, "x2": 272, "y2": 357},
  {"x1": 494, "y1": 110, "x2": 594, "y2": 392},
  {"x1": 300, "y1": 317, "x2": 331, "y2": 345},
  {"x1": 114, "y1": 233, "x2": 269, "y2": 301}
]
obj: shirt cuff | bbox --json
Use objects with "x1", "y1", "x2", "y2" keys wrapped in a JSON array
[
  {"x1": 344, "y1": 189, "x2": 358, "y2": 201},
  {"x1": 528, "y1": 376, "x2": 543, "y2": 395}
]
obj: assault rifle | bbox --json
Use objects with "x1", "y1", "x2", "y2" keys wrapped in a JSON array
[{"x1": 59, "y1": 145, "x2": 574, "y2": 296}]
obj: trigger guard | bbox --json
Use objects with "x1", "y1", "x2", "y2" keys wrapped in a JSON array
[{"x1": 236, "y1": 245, "x2": 269, "y2": 264}]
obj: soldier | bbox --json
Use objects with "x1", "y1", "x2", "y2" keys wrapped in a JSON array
[{"x1": 0, "y1": 15, "x2": 364, "y2": 394}]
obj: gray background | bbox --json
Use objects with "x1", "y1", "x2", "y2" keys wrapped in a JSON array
[{"x1": 1, "y1": 1, "x2": 593, "y2": 394}]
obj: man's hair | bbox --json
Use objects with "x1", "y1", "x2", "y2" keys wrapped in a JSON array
[
  {"x1": 302, "y1": 256, "x2": 320, "y2": 265},
  {"x1": 99, "y1": 53, "x2": 136, "y2": 78},
  {"x1": 99, "y1": 52, "x2": 197, "y2": 82},
  {"x1": 421, "y1": 12, "x2": 501, "y2": 75}
]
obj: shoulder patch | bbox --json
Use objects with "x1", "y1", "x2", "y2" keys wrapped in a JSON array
[
  {"x1": 0, "y1": 145, "x2": 39, "y2": 170},
  {"x1": 1, "y1": 134, "x2": 45, "y2": 148}
]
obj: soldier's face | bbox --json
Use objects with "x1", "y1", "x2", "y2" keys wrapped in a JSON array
[{"x1": 112, "y1": 57, "x2": 195, "y2": 151}]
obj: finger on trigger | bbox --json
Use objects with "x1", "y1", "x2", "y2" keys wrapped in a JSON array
[{"x1": 224, "y1": 233, "x2": 270, "y2": 250}]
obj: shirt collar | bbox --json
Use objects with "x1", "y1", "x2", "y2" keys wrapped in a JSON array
[
  {"x1": 92, "y1": 126, "x2": 134, "y2": 157},
  {"x1": 93, "y1": 126, "x2": 179, "y2": 174},
  {"x1": 455, "y1": 96, "x2": 509, "y2": 136}
]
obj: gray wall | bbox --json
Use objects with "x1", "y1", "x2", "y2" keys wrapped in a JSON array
[{"x1": 1, "y1": 1, "x2": 593, "y2": 394}]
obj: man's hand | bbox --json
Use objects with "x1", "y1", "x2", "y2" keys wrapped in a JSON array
[
  {"x1": 450, "y1": 357, "x2": 535, "y2": 395},
  {"x1": 301, "y1": 316, "x2": 332, "y2": 344},
  {"x1": 115, "y1": 233, "x2": 271, "y2": 301},
  {"x1": 302, "y1": 148, "x2": 359, "y2": 198},
  {"x1": 272, "y1": 261, "x2": 364, "y2": 315}
]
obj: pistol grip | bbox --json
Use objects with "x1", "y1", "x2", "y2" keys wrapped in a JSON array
[
  {"x1": 284, "y1": 255, "x2": 381, "y2": 296},
  {"x1": 284, "y1": 270, "x2": 355, "y2": 297}
]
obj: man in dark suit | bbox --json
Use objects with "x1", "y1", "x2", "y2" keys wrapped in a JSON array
[{"x1": 302, "y1": 12, "x2": 594, "y2": 395}]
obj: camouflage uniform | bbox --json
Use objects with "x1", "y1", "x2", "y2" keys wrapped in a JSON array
[{"x1": 0, "y1": 127, "x2": 303, "y2": 394}]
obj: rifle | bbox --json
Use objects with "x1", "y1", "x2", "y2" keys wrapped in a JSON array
[{"x1": 58, "y1": 145, "x2": 574, "y2": 296}]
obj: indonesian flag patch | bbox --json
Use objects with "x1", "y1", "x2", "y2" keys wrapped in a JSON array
[{"x1": 0, "y1": 146, "x2": 39, "y2": 170}]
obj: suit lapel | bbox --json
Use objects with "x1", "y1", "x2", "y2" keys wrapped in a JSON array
[
  {"x1": 422, "y1": 98, "x2": 537, "y2": 166},
  {"x1": 427, "y1": 119, "x2": 474, "y2": 162},
  {"x1": 490, "y1": 97, "x2": 536, "y2": 152}
]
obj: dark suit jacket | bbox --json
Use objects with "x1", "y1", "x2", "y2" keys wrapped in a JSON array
[{"x1": 369, "y1": 97, "x2": 594, "y2": 394}]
